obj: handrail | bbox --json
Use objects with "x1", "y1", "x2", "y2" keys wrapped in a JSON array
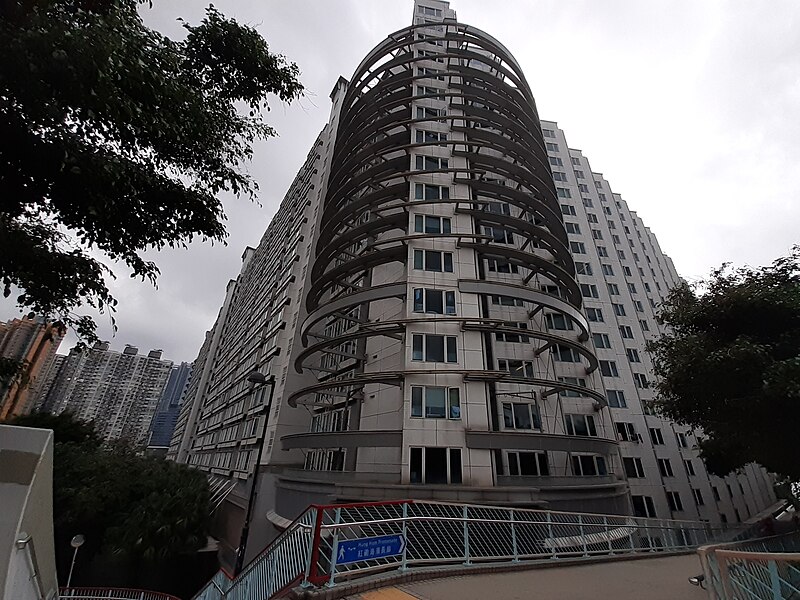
[
  {"x1": 59, "y1": 588, "x2": 181, "y2": 600},
  {"x1": 194, "y1": 499, "x2": 733, "y2": 599}
]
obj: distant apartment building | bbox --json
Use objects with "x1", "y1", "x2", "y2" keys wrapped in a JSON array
[
  {"x1": 146, "y1": 361, "x2": 192, "y2": 454},
  {"x1": 39, "y1": 342, "x2": 173, "y2": 445},
  {"x1": 170, "y1": 0, "x2": 776, "y2": 568},
  {"x1": 0, "y1": 316, "x2": 65, "y2": 419}
]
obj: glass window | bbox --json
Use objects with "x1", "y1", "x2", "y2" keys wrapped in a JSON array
[
  {"x1": 411, "y1": 334, "x2": 457, "y2": 363},
  {"x1": 565, "y1": 414, "x2": 597, "y2": 437},
  {"x1": 502, "y1": 402, "x2": 541, "y2": 430},
  {"x1": 508, "y1": 451, "x2": 549, "y2": 476}
]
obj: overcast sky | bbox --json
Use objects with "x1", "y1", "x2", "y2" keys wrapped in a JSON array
[{"x1": 6, "y1": 1, "x2": 799, "y2": 364}]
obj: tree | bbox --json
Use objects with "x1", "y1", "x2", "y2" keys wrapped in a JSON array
[
  {"x1": 0, "y1": 0, "x2": 303, "y2": 351},
  {"x1": 648, "y1": 247, "x2": 800, "y2": 479},
  {"x1": 9, "y1": 412, "x2": 213, "y2": 581}
]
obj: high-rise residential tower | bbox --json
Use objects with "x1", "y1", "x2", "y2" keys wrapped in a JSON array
[
  {"x1": 39, "y1": 342, "x2": 173, "y2": 445},
  {"x1": 146, "y1": 361, "x2": 192, "y2": 454},
  {"x1": 171, "y1": 0, "x2": 775, "y2": 568},
  {"x1": 0, "y1": 316, "x2": 64, "y2": 419}
]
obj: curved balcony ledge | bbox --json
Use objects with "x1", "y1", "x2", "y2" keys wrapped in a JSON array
[
  {"x1": 465, "y1": 430, "x2": 619, "y2": 455},
  {"x1": 281, "y1": 430, "x2": 402, "y2": 450}
]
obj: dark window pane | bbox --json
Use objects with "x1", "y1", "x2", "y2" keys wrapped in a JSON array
[
  {"x1": 411, "y1": 387, "x2": 423, "y2": 417},
  {"x1": 425, "y1": 215, "x2": 440, "y2": 233},
  {"x1": 508, "y1": 453, "x2": 519, "y2": 476},
  {"x1": 519, "y1": 452, "x2": 539, "y2": 476},
  {"x1": 503, "y1": 403, "x2": 514, "y2": 428},
  {"x1": 426, "y1": 335, "x2": 445, "y2": 362},
  {"x1": 445, "y1": 291, "x2": 456, "y2": 314},
  {"x1": 425, "y1": 251, "x2": 442, "y2": 271},
  {"x1": 412, "y1": 334, "x2": 423, "y2": 360},
  {"x1": 425, "y1": 447, "x2": 447, "y2": 484},
  {"x1": 446, "y1": 336, "x2": 457, "y2": 362},
  {"x1": 425, "y1": 387, "x2": 446, "y2": 418},
  {"x1": 410, "y1": 448, "x2": 423, "y2": 483},
  {"x1": 414, "y1": 249, "x2": 423, "y2": 269},
  {"x1": 426, "y1": 289, "x2": 443, "y2": 313},
  {"x1": 414, "y1": 215, "x2": 423, "y2": 232},
  {"x1": 449, "y1": 449, "x2": 462, "y2": 484},
  {"x1": 513, "y1": 404, "x2": 532, "y2": 429},
  {"x1": 443, "y1": 253, "x2": 453, "y2": 272},
  {"x1": 413, "y1": 288, "x2": 424, "y2": 312},
  {"x1": 442, "y1": 218, "x2": 451, "y2": 234}
]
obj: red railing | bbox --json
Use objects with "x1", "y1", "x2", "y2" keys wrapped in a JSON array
[{"x1": 60, "y1": 587, "x2": 181, "y2": 600}]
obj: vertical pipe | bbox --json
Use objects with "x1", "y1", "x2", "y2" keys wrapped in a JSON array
[
  {"x1": 463, "y1": 505, "x2": 471, "y2": 565},
  {"x1": 401, "y1": 502, "x2": 409, "y2": 572}
]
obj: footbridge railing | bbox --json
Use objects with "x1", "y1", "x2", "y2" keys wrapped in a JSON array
[
  {"x1": 699, "y1": 531, "x2": 800, "y2": 599},
  {"x1": 194, "y1": 499, "x2": 731, "y2": 599}
]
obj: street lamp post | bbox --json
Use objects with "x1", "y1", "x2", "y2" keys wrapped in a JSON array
[
  {"x1": 66, "y1": 534, "x2": 85, "y2": 587},
  {"x1": 233, "y1": 370, "x2": 276, "y2": 575}
]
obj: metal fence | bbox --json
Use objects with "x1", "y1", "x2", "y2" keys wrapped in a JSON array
[
  {"x1": 59, "y1": 588, "x2": 181, "y2": 600},
  {"x1": 193, "y1": 499, "x2": 732, "y2": 599},
  {"x1": 699, "y1": 532, "x2": 800, "y2": 599}
]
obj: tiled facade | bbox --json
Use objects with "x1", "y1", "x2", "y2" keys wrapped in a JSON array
[{"x1": 171, "y1": 0, "x2": 775, "y2": 566}]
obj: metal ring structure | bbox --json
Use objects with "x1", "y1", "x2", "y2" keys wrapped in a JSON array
[{"x1": 292, "y1": 20, "x2": 611, "y2": 485}]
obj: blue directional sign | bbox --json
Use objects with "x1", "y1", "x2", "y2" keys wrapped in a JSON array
[{"x1": 335, "y1": 534, "x2": 406, "y2": 565}]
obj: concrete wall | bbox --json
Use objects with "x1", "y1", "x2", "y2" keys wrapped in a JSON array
[{"x1": 1, "y1": 424, "x2": 58, "y2": 600}]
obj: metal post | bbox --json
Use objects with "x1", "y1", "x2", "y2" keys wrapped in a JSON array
[
  {"x1": 463, "y1": 505, "x2": 471, "y2": 565},
  {"x1": 510, "y1": 508, "x2": 518, "y2": 562},
  {"x1": 301, "y1": 508, "x2": 317, "y2": 588},
  {"x1": 547, "y1": 512, "x2": 556, "y2": 559},
  {"x1": 768, "y1": 559, "x2": 782, "y2": 599},
  {"x1": 235, "y1": 376, "x2": 276, "y2": 575},
  {"x1": 629, "y1": 521, "x2": 636, "y2": 553},
  {"x1": 327, "y1": 507, "x2": 342, "y2": 588},
  {"x1": 579, "y1": 515, "x2": 588, "y2": 557},
  {"x1": 66, "y1": 545, "x2": 79, "y2": 588},
  {"x1": 605, "y1": 516, "x2": 613, "y2": 554},
  {"x1": 400, "y1": 502, "x2": 409, "y2": 572}
]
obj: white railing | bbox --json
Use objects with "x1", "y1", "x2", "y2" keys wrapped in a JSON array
[
  {"x1": 193, "y1": 499, "x2": 732, "y2": 599},
  {"x1": 699, "y1": 532, "x2": 800, "y2": 599},
  {"x1": 59, "y1": 588, "x2": 180, "y2": 600}
]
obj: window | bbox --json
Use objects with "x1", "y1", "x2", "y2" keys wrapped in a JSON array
[
  {"x1": 658, "y1": 458, "x2": 674, "y2": 477},
  {"x1": 415, "y1": 155, "x2": 448, "y2": 170},
  {"x1": 613, "y1": 303, "x2": 626, "y2": 316},
  {"x1": 595, "y1": 180, "x2": 603, "y2": 189},
  {"x1": 616, "y1": 421, "x2": 638, "y2": 442},
  {"x1": 603, "y1": 206, "x2": 612, "y2": 215},
  {"x1": 649, "y1": 428, "x2": 665, "y2": 445},
  {"x1": 580, "y1": 283, "x2": 599, "y2": 298},
  {"x1": 676, "y1": 432, "x2": 688, "y2": 448},
  {"x1": 639, "y1": 319, "x2": 650, "y2": 332},
  {"x1": 619, "y1": 325, "x2": 634, "y2": 339},
  {"x1": 684, "y1": 459, "x2": 696, "y2": 476},
  {"x1": 607, "y1": 283, "x2": 620, "y2": 295},
  {"x1": 575, "y1": 262, "x2": 593, "y2": 275},
  {"x1": 644, "y1": 282, "x2": 651, "y2": 293},
  {"x1": 727, "y1": 483, "x2": 733, "y2": 498},
  {"x1": 413, "y1": 249, "x2": 453, "y2": 272},
  {"x1": 561, "y1": 203, "x2": 576, "y2": 215},
  {"x1": 734, "y1": 508, "x2": 741, "y2": 522},
  {"x1": 491, "y1": 295, "x2": 524, "y2": 307},
  {"x1": 571, "y1": 156, "x2": 581, "y2": 165},
  {"x1": 667, "y1": 491, "x2": 684, "y2": 512},
  {"x1": 627, "y1": 282, "x2": 637, "y2": 294},
  {"x1": 633, "y1": 373, "x2": 650, "y2": 389},
  {"x1": 418, "y1": 5, "x2": 443, "y2": 16},
  {"x1": 565, "y1": 222, "x2": 581, "y2": 234},
  {"x1": 624, "y1": 457, "x2": 645, "y2": 478},
  {"x1": 557, "y1": 376, "x2": 588, "y2": 397},
  {"x1": 416, "y1": 85, "x2": 445, "y2": 100},
  {"x1": 546, "y1": 142, "x2": 559, "y2": 152},
  {"x1": 583, "y1": 198, "x2": 594, "y2": 208},
  {"x1": 592, "y1": 229, "x2": 603, "y2": 240},
  {"x1": 495, "y1": 322, "x2": 530, "y2": 342},
  {"x1": 416, "y1": 106, "x2": 445, "y2": 120},
  {"x1": 411, "y1": 386, "x2": 461, "y2": 419},
  {"x1": 586, "y1": 307, "x2": 604, "y2": 322},
  {"x1": 612, "y1": 234, "x2": 621, "y2": 244},
  {"x1": 411, "y1": 334, "x2": 457, "y2": 362},
  {"x1": 606, "y1": 389, "x2": 627, "y2": 408},
  {"x1": 601, "y1": 264, "x2": 614, "y2": 276},
  {"x1": 618, "y1": 249, "x2": 626, "y2": 260},
  {"x1": 565, "y1": 414, "x2": 598, "y2": 437},
  {"x1": 599, "y1": 360, "x2": 619, "y2": 377},
  {"x1": 587, "y1": 212, "x2": 598, "y2": 224},
  {"x1": 484, "y1": 225, "x2": 515, "y2": 244},
  {"x1": 607, "y1": 220, "x2": 616, "y2": 230},
  {"x1": 598, "y1": 193, "x2": 607, "y2": 201},
  {"x1": 593, "y1": 333, "x2": 611, "y2": 348},
  {"x1": 545, "y1": 313, "x2": 573, "y2": 331},
  {"x1": 578, "y1": 184, "x2": 590, "y2": 193},
  {"x1": 570, "y1": 241, "x2": 587, "y2": 254},
  {"x1": 503, "y1": 402, "x2": 542, "y2": 430},
  {"x1": 414, "y1": 214, "x2": 451, "y2": 234},
  {"x1": 550, "y1": 157, "x2": 564, "y2": 167},
  {"x1": 415, "y1": 129, "x2": 448, "y2": 144},
  {"x1": 626, "y1": 348, "x2": 641, "y2": 363},
  {"x1": 571, "y1": 454, "x2": 607, "y2": 476},
  {"x1": 574, "y1": 170, "x2": 585, "y2": 178},
  {"x1": 597, "y1": 246, "x2": 609, "y2": 257},
  {"x1": 410, "y1": 447, "x2": 462, "y2": 484},
  {"x1": 413, "y1": 288, "x2": 456, "y2": 315},
  {"x1": 632, "y1": 495, "x2": 657, "y2": 518},
  {"x1": 553, "y1": 171, "x2": 568, "y2": 182},
  {"x1": 720, "y1": 513, "x2": 728, "y2": 523},
  {"x1": 497, "y1": 359, "x2": 535, "y2": 378},
  {"x1": 556, "y1": 185, "x2": 570, "y2": 196},
  {"x1": 542, "y1": 128, "x2": 555, "y2": 138},
  {"x1": 508, "y1": 451, "x2": 549, "y2": 476},
  {"x1": 415, "y1": 183, "x2": 450, "y2": 200},
  {"x1": 553, "y1": 345, "x2": 582, "y2": 363},
  {"x1": 634, "y1": 300, "x2": 645, "y2": 313},
  {"x1": 712, "y1": 486, "x2": 721, "y2": 502},
  {"x1": 487, "y1": 259, "x2": 518, "y2": 273}
]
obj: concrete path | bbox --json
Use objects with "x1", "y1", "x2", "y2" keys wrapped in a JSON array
[{"x1": 349, "y1": 554, "x2": 707, "y2": 600}]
